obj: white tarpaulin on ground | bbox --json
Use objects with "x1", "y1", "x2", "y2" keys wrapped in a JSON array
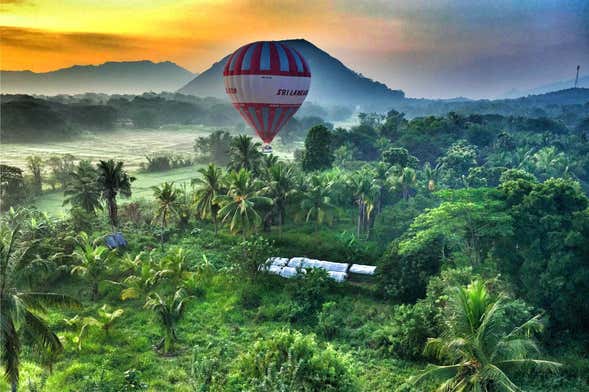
[{"x1": 264, "y1": 257, "x2": 376, "y2": 282}]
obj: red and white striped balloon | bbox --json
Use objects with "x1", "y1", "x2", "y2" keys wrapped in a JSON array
[{"x1": 223, "y1": 41, "x2": 311, "y2": 144}]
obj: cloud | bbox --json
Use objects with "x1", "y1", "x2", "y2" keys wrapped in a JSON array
[{"x1": 0, "y1": 26, "x2": 141, "y2": 52}]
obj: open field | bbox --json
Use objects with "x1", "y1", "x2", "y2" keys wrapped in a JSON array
[
  {"x1": 1, "y1": 126, "x2": 300, "y2": 215},
  {"x1": 0, "y1": 126, "x2": 212, "y2": 172},
  {"x1": 30, "y1": 165, "x2": 202, "y2": 216}
]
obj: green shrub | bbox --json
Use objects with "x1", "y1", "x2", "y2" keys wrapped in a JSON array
[
  {"x1": 369, "y1": 303, "x2": 435, "y2": 360},
  {"x1": 290, "y1": 268, "x2": 331, "y2": 323},
  {"x1": 228, "y1": 329, "x2": 358, "y2": 392}
]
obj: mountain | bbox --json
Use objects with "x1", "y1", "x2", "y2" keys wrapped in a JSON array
[
  {"x1": 503, "y1": 74, "x2": 588, "y2": 98},
  {"x1": 1, "y1": 60, "x2": 196, "y2": 95},
  {"x1": 178, "y1": 39, "x2": 404, "y2": 108}
]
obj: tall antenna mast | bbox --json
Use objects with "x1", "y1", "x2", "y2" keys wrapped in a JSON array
[{"x1": 574, "y1": 65, "x2": 580, "y2": 88}]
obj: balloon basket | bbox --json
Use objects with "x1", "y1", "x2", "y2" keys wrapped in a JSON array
[{"x1": 262, "y1": 144, "x2": 273, "y2": 154}]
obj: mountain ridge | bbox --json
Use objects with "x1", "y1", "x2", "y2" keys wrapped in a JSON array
[
  {"x1": 178, "y1": 39, "x2": 405, "y2": 108},
  {"x1": 1, "y1": 60, "x2": 196, "y2": 95}
]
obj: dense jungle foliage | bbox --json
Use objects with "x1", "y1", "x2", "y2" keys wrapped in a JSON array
[{"x1": 1, "y1": 105, "x2": 588, "y2": 391}]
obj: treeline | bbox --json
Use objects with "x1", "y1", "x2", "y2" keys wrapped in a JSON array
[
  {"x1": 329, "y1": 110, "x2": 589, "y2": 189},
  {"x1": 0, "y1": 92, "x2": 349, "y2": 142}
]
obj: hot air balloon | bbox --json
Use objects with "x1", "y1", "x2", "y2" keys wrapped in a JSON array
[{"x1": 223, "y1": 41, "x2": 311, "y2": 152}]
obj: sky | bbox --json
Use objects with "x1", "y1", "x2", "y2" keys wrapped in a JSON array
[{"x1": 1, "y1": 0, "x2": 588, "y2": 98}]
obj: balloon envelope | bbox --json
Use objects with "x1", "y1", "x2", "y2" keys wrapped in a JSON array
[{"x1": 223, "y1": 41, "x2": 311, "y2": 144}]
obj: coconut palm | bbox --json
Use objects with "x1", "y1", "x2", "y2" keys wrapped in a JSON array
[
  {"x1": 63, "y1": 160, "x2": 102, "y2": 214},
  {"x1": 96, "y1": 160, "x2": 135, "y2": 231},
  {"x1": 113, "y1": 251, "x2": 159, "y2": 301},
  {"x1": 152, "y1": 182, "x2": 179, "y2": 246},
  {"x1": 300, "y1": 175, "x2": 336, "y2": 232},
  {"x1": 262, "y1": 163, "x2": 298, "y2": 234},
  {"x1": 192, "y1": 164, "x2": 225, "y2": 234},
  {"x1": 144, "y1": 288, "x2": 192, "y2": 354},
  {"x1": 227, "y1": 135, "x2": 263, "y2": 173},
  {"x1": 410, "y1": 280, "x2": 560, "y2": 391},
  {"x1": 154, "y1": 247, "x2": 194, "y2": 285},
  {"x1": 70, "y1": 232, "x2": 113, "y2": 300},
  {"x1": 349, "y1": 169, "x2": 379, "y2": 238},
  {"x1": 215, "y1": 169, "x2": 271, "y2": 239},
  {"x1": 423, "y1": 161, "x2": 441, "y2": 192},
  {"x1": 1, "y1": 225, "x2": 79, "y2": 391},
  {"x1": 390, "y1": 166, "x2": 417, "y2": 201}
]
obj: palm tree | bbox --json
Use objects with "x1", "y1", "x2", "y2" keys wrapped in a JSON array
[
  {"x1": 96, "y1": 160, "x2": 135, "y2": 231},
  {"x1": 227, "y1": 135, "x2": 263, "y2": 173},
  {"x1": 112, "y1": 251, "x2": 159, "y2": 301},
  {"x1": 1, "y1": 225, "x2": 79, "y2": 391},
  {"x1": 300, "y1": 175, "x2": 336, "y2": 232},
  {"x1": 154, "y1": 247, "x2": 194, "y2": 285},
  {"x1": 262, "y1": 163, "x2": 298, "y2": 234},
  {"x1": 410, "y1": 280, "x2": 560, "y2": 391},
  {"x1": 152, "y1": 182, "x2": 179, "y2": 246},
  {"x1": 144, "y1": 288, "x2": 192, "y2": 355},
  {"x1": 423, "y1": 162, "x2": 441, "y2": 192},
  {"x1": 215, "y1": 169, "x2": 271, "y2": 239},
  {"x1": 70, "y1": 232, "x2": 113, "y2": 300},
  {"x1": 26, "y1": 155, "x2": 43, "y2": 194},
  {"x1": 390, "y1": 166, "x2": 417, "y2": 201},
  {"x1": 63, "y1": 160, "x2": 102, "y2": 214},
  {"x1": 349, "y1": 169, "x2": 379, "y2": 238},
  {"x1": 192, "y1": 164, "x2": 224, "y2": 234}
]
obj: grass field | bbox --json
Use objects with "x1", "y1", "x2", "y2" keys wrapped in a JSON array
[
  {"x1": 1, "y1": 126, "x2": 300, "y2": 215},
  {"x1": 0, "y1": 127, "x2": 210, "y2": 172},
  {"x1": 31, "y1": 166, "x2": 203, "y2": 216}
]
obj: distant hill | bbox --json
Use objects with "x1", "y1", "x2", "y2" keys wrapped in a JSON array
[
  {"x1": 504, "y1": 75, "x2": 589, "y2": 98},
  {"x1": 178, "y1": 39, "x2": 404, "y2": 108},
  {"x1": 1, "y1": 61, "x2": 196, "y2": 95}
]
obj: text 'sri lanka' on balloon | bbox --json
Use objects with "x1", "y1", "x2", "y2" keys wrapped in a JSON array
[{"x1": 223, "y1": 41, "x2": 312, "y2": 145}]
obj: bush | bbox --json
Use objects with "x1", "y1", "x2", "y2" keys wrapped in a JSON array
[
  {"x1": 369, "y1": 303, "x2": 435, "y2": 360},
  {"x1": 269, "y1": 229, "x2": 380, "y2": 263},
  {"x1": 377, "y1": 239, "x2": 443, "y2": 302},
  {"x1": 228, "y1": 329, "x2": 358, "y2": 392},
  {"x1": 290, "y1": 268, "x2": 331, "y2": 323},
  {"x1": 228, "y1": 237, "x2": 276, "y2": 280}
]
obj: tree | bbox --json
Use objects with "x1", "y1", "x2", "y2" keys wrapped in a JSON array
[
  {"x1": 96, "y1": 160, "x2": 135, "y2": 230},
  {"x1": 300, "y1": 175, "x2": 336, "y2": 232},
  {"x1": 423, "y1": 162, "x2": 441, "y2": 192},
  {"x1": 192, "y1": 164, "x2": 224, "y2": 234},
  {"x1": 381, "y1": 147, "x2": 418, "y2": 169},
  {"x1": 531, "y1": 146, "x2": 567, "y2": 180},
  {"x1": 63, "y1": 160, "x2": 102, "y2": 214},
  {"x1": 26, "y1": 155, "x2": 43, "y2": 194},
  {"x1": 46, "y1": 154, "x2": 76, "y2": 190},
  {"x1": 399, "y1": 188, "x2": 513, "y2": 266},
  {"x1": 389, "y1": 167, "x2": 417, "y2": 201},
  {"x1": 70, "y1": 232, "x2": 113, "y2": 300},
  {"x1": 302, "y1": 125, "x2": 334, "y2": 172},
  {"x1": 348, "y1": 169, "x2": 378, "y2": 238},
  {"x1": 0, "y1": 165, "x2": 26, "y2": 211},
  {"x1": 193, "y1": 130, "x2": 233, "y2": 165},
  {"x1": 1, "y1": 225, "x2": 78, "y2": 391},
  {"x1": 498, "y1": 177, "x2": 589, "y2": 331},
  {"x1": 262, "y1": 163, "x2": 298, "y2": 234},
  {"x1": 215, "y1": 169, "x2": 271, "y2": 238},
  {"x1": 152, "y1": 182, "x2": 179, "y2": 245},
  {"x1": 227, "y1": 135, "x2": 262, "y2": 173},
  {"x1": 144, "y1": 289, "x2": 191, "y2": 355},
  {"x1": 410, "y1": 280, "x2": 560, "y2": 391}
]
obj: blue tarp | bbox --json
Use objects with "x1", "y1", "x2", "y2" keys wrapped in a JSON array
[{"x1": 105, "y1": 232, "x2": 127, "y2": 249}]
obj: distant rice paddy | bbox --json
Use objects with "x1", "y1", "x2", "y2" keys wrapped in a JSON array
[{"x1": 1, "y1": 126, "x2": 299, "y2": 215}]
